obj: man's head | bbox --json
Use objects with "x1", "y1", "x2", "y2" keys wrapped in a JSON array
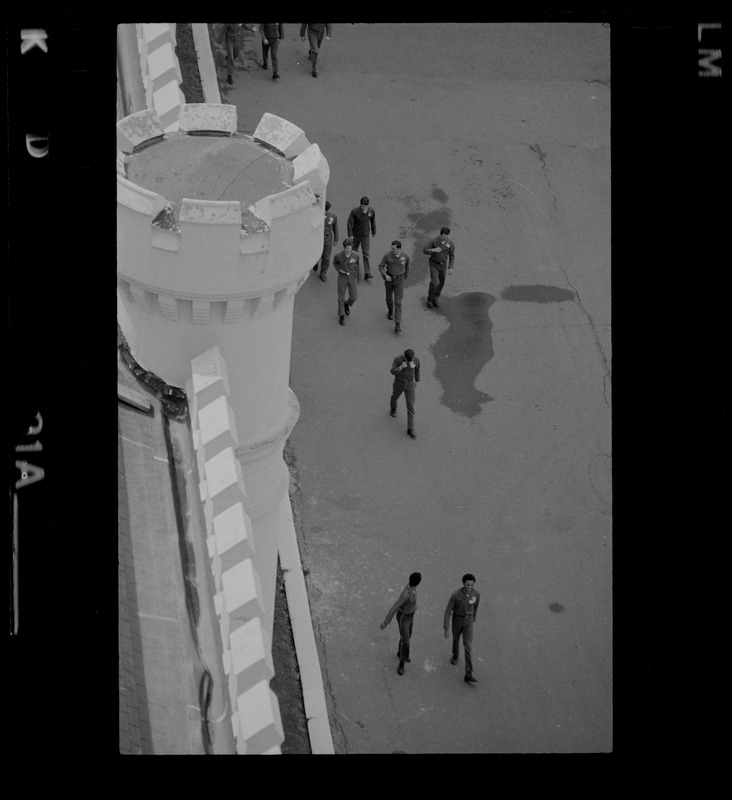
[
  {"x1": 409, "y1": 572, "x2": 422, "y2": 587},
  {"x1": 439, "y1": 226, "x2": 450, "y2": 241},
  {"x1": 462, "y1": 573, "x2": 476, "y2": 590},
  {"x1": 343, "y1": 237, "x2": 353, "y2": 250},
  {"x1": 404, "y1": 349, "x2": 415, "y2": 362},
  {"x1": 360, "y1": 196, "x2": 370, "y2": 211},
  {"x1": 325, "y1": 201, "x2": 331, "y2": 211},
  {"x1": 390, "y1": 240, "x2": 402, "y2": 255}
]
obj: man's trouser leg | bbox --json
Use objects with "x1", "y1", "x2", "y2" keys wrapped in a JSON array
[
  {"x1": 346, "y1": 275, "x2": 358, "y2": 308},
  {"x1": 262, "y1": 41, "x2": 269, "y2": 66},
  {"x1": 404, "y1": 382, "x2": 416, "y2": 430},
  {"x1": 429, "y1": 264, "x2": 445, "y2": 302},
  {"x1": 337, "y1": 275, "x2": 348, "y2": 316},
  {"x1": 396, "y1": 611, "x2": 414, "y2": 662},
  {"x1": 320, "y1": 240, "x2": 332, "y2": 275},
  {"x1": 226, "y1": 39, "x2": 235, "y2": 78},
  {"x1": 385, "y1": 280, "x2": 394, "y2": 315},
  {"x1": 393, "y1": 277, "x2": 404, "y2": 323},
  {"x1": 451, "y1": 615, "x2": 464, "y2": 661},
  {"x1": 462, "y1": 616, "x2": 474, "y2": 674},
  {"x1": 270, "y1": 38, "x2": 279, "y2": 73},
  {"x1": 360, "y1": 236, "x2": 371, "y2": 276},
  {"x1": 391, "y1": 380, "x2": 405, "y2": 413}
]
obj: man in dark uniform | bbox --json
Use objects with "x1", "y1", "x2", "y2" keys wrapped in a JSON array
[
  {"x1": 224, "y1": 24, "x2": 242, "y2": 85},
  {"x1": 378, "y1": 240, "x2": 410, "y2": 333},
  {"x1": 380, "y1": 572, "x2": 422, "y2": 675},
  {"x1": 313, "y1": 201, "x2": 339, "y2": 280},
  {"x1": 333, "y1": 238, "x2": 361, "y2": 326},
  {"x1": 260, "y1": 23, "x2": 284, "y2": 80},
  {"x1": 300, "y1": 23, "x2": 332, "y2": 77},
  {"x1": 347, "y1": 196, "x2": 376, "y2": 280},
  {"x1": 443, "y1": 573, "x2": 481, "y2": 684},
  {"x1": 423, "y1": 226, "x2": 456, "y2": 308},
  {"x1": 390, "y1": 349, "x2": 420, "y2": 439}
]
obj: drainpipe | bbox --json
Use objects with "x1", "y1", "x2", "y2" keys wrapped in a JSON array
[{"x1": 117, "y1": 23, "x2": 147, "y2": 119}]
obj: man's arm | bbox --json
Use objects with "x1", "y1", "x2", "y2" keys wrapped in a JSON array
[
  {"x1": 448, "y1": 241, "x2": 455, "y2": 271},
  {"x1": 390, "y1": 356, "x2": 405, "y2": 376},
  {"x1": 378, "y1": 253, "x2": 389, "y2": 279},
  {"x1": 333, "y1": 214, "x2": 339, "y2": 243},
  {"x1": 415, "y1": 358, "x2": 421, "y2": 383},
  {"x1": 443, "y1": 594, "x2": 455, "y2": 632},
  {"x1": 278, "y1": 23, "x2": 284, "y2": 39},
  {"x1": 472, "y1": 593, "x2": 480, "y2": 622},
  {"x1": 347, "y1": 209, "x2": 355, "y2": 238},
  {"x1": 325, "y1": 23, "x2": 333, "y2": 38},
  {"x1": 370, "y1": 209, "x2": 376, "y2": 236},
  {"x1": 300, "y1": 23, "x2": 308, "y2": 38},
  {"x1": 381, "y1": 589, "x2": 408, "y2": 628},
  {"x1": 423, "y1": 238, "x2": 436, "y2": 255},
  {"x1": 404, "y1": 253, "x2": 410, "y2": 281}
]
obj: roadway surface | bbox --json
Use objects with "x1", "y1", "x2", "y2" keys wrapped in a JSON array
[{"x1": 228, "y1": 21, "x2": 611, "y2": 753}]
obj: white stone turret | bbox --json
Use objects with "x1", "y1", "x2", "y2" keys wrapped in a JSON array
[{"x1": 117, "y1": 105, "x2": 330, "y2": 643}]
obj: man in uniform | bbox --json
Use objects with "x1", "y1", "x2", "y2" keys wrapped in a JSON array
[
  {"x1": 443, "y1": 573, "x2": 481, "y2": 684},
  {"x1": 300, "y1": 23, "x2": 332, "y2": 77},
  {"x1": 347, "y1": 196, "x2": 376, "y2": 280},
  {"x1": 333, "y1": 238, "x2": 361, "y2": 326},
  {"x1": 380, "y1": 572, "x2": 422, "y2": 676},
  {"x1": 314, "y1": 201, "x2": 339, "y2": 280},
  {"x1": 390, "y1": 348, "x2": 420, "y2": 439},
  {"x1": 260, "y1": 23, "x2": 284, "y2": 80},
  {"x1": 423, "y1": 226, "x2": 455, "y2": 308},
  {"x1": 224, "y1": 23, "x2": 242, "y2": 85},
  {"x1": 378, "y1": 240, "x2": 410, "y2": 333}
]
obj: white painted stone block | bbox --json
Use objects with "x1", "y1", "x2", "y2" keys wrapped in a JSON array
[
  {"x1": 253, "y1": 112, "x2": 310, "y2": 157},
  {"x1": 292, "y1": 143, "x2": 330, "y2": 197},
  {"x1": 204, "y1": 447, "x2": 246, "y2": 516},
  {"x1": 235, "y1": 680, "x2": 284, "y2": 754},
  {"x1": 222, "y1": 558, "x2": 264, "y2": 631},
  {"x1": 116, "y1": 109, "x2": 165, "y2": 153},
  {"x1": 213, "y1": 502, "x2": 256, "y2": 567},
  {"x1": 191, "y1": 347, "x2": 231, "y2": 407},
  {"x1": 198, "y1": 394, "x2": 239, "y2": 457},
  {"x1": 179, "y1": 103, "x2": 237, "y2": 134},
  {"x1": 230, "y1": 617, "x2": 274, "y2": 693}
]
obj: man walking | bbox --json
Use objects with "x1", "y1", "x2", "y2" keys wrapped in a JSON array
[
  {"x1": 443, "y1": 573, "x2": 480, "y2": 684},
  {"x1": 380, "y1": 572, "x2": 422, "y2": 676},
  {"x1": 390, "y1": 349, "x2": 420, "y2": 439},
  {"x1": 300, "y1": 23, "x2": 332, "y2": 77},
  {"x1": 314, "y1": 201, "x2": 339, "y2": 280},
  {"x1": 224, "y1": 23, "x2": 242, "y2": 85},
  {"x1": 260, "y1": 23, "x2": 284, "y2": 80},
  {"x1": 423, "y1": 226, "x2": 455, "y2": 308},
  {"x1": 347, "y1": 196, "x2": 376, "y2": 280},
  {"x1": 333, "y1": 238, "x2": 361, "y2": 326},
  {"x1": 378, "y1": 240, "x2": 410, "y2": 333}
]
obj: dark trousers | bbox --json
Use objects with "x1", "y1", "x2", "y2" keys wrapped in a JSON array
[
  {"x1": 226, "y1": 38, "x2": 237, "y2": 77},
  {"x1": 352, "y1": 234, "x2": 371, "y2": 275},
  {"x1": 451, "y1": 614, "x2": 474, "y2": 674},
  {"x1": 319, "y1": 238, "x2": 333, "y2": 275},
  {"x1": 391, "y1": 378, "x2": 416, "y2": 430},
  {"x1": 337, "y1": 273, "x2": 358, "y2": 316},
  {"x1": 384, "y1": 276, "x2": 405, "y2": 323},
  {"x1": 307, "y1": 27, "x2": 325, "y2": 58},
  {"x1": 396, "y1": 611, "x2": 414, "y2": 663},
  {"x1": 428, "y1": 264, "x2": 447, "y2": 301},
  {"x1": 262, "y1": 38, "x2": 279, "y2": 72}
]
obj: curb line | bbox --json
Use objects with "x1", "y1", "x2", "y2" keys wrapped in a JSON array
[
  {"x1": 279, "y1": 496, "x2": 335, "y2": 754},
  {"x1": 191, "y1": 23, "x2": 222, "y2": 104}
]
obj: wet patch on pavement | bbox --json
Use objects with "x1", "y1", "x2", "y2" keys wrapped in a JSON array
[
  {"x1": 430, "y1": 292, "x2": 496, "y2": 417},
  {"x1": 549, "y1": 602, "x2": 565, "y2": 613},
  {"x1": 500, "y1": 284, "x2": 576, "y2": 303}
]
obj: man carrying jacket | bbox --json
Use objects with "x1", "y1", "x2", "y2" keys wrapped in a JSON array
[
  {"x1": 444, "y1": 573, "x2": 481, "y2": 684},
  {"x1": 390, "y1": 349, "x2": 420, "y2": 439},
  {"x1": 300, "y1": 23, "x2": 332, "y2": 77}
]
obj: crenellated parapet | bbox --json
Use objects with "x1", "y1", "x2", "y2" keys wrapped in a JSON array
[
  {"x1": 117, "y1": 105, "x2": 329, "y2": 321},
  {"x1": 188, "y1": 346, "x2": 284, "y2": 755}
]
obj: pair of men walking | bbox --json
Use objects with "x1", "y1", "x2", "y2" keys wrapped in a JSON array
[{"x1": 380, "y1": 573, "x2": 481, "y2": 683}]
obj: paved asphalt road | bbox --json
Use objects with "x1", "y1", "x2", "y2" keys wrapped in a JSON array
[{"x1": 228, "y1": 21, "x2": 611, "y2": 753}]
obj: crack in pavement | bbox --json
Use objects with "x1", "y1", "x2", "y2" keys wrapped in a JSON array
[
  {"x1": 557, "y1": 267, "x2": 612, "y2": 407},
  {"x1": 528, "y1": 143, "x2": 558, "y2": 213}
]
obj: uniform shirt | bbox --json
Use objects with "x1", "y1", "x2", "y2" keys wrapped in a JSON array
[
  {"x1": 300, "y1": 23, "x2": 332, "y2": 36},
  {"x1": 347, "y1": 206, "x2": 376, "y2": 238},
  {"x1": 383, "y1": 584, "x2": 418, "y2": 626},
  {"x1": 260, "y1": 23, "x2": 284, "y2": 40},
  {"x1": 378, "y1": 251, "x2": 410, "y2": 279},
  {"x1": 323, "y1": 211, "x2": 339, "y2": 244},
  {"x1": 225, "y1": 24, "x2": 241, "y2": 42},
  {"x1": 333, "y1": 249, "x2": 360, "y2": 278},
  {"x1": 443, "y1": 587, "x2": 481, "y2": 628},
  {"x1": 423, "y1": 236, "x2": 455, "y2": 269},
  {"x1": 391, "y1": 354, "x2": 421, "y2": 383}
]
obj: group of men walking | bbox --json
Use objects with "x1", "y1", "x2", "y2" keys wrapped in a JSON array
[
  {"x1": 224, "y1": 23, "x2": 332, "y2": 84},
  {"x1": 381, "y1": 573, "x2": 481, "y2": 683},
  {"x1": 312, "y1": 197, "x2": 455, "y2": 442}
]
